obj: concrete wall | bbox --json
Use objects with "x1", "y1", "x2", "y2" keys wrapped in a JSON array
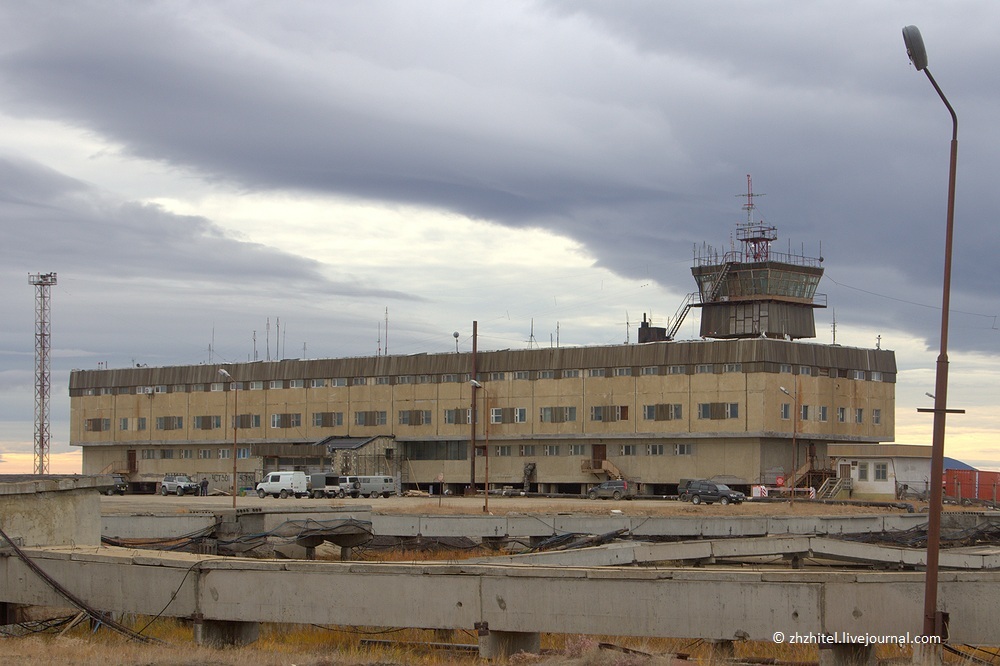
[
  {"x1": 0, "y1": 478, "x2": 103, "y2": 547},
  {"x1": 1, "y1": 549, "x2": 996, "y2": 645}
]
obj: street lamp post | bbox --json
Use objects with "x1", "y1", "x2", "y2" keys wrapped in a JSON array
[
  {"x1": 780, "y1": 382, "x2": 799, "y2": 505},
  {"x1": 218, "y1": 368, "x2": 239, "y2": 509},
  {"x1": 902, "y1": 24, "x2": 963, "y2": 640},
  {"x1": 470, "y1": 380, "x2": 489, "y2": 513}
]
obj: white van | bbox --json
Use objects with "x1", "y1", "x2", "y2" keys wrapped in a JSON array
[
  {"x1": 356, "y1": 475, "x2": 396, "y2": 499},
  {"x1": 256, "y1": 471, "x2": 308, "y2": 498}
]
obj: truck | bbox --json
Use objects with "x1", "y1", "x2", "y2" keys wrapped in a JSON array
[{"x1": 309, "y1": 473, "x2": 342, "y2": 499}]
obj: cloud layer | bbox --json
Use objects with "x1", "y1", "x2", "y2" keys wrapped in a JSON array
[{"x1": 0, "y1": 1, "x2": 997, "y2": 466}]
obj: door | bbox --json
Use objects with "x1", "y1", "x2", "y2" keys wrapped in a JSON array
[
  {"x1": 127, "y1": 449, "x2": 137, "y2": 473},
  {"x1": 592, "y1": 444, "x2": 606, "y2": 468},
  {"x1": 839, "y1": 463, "x2": 852, "y2": 479}
]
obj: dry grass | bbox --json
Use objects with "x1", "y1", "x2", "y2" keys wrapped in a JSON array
[
  {"x1": 1, "y1": 617, "x2": 947, "y2": 666},
  {"x1": 1, "y1": 618, "x2": 478, "y2": 665}
]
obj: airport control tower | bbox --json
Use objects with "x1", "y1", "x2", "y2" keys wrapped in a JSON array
[{"x1": 657, "y1": 175, "x2": 825, "y2": 342}]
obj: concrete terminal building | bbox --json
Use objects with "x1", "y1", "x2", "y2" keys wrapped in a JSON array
[
  {"x1": 70, "y1": 340, "x2": 895, "y2": 495},
  {"x1": 69, "y1": 185, "x2": 896, "y2": 495}
]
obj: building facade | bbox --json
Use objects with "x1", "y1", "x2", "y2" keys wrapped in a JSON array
[
  {"x1": 70, "y1": 188, "x2": 895, "y2": 495},
  {"x1": 70, "y1": 338, "x2": 896, "y2": 494},
  {"x1": 827, "y1": 443, "x2": 931, "y2": 501}
]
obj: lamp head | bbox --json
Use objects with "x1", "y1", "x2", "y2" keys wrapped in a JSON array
[
  {"x1": 779, "y1": 386, "x2": 790, "y2": 396},
  {"x1": 902, "y1": 25, "x2": 928, "y2": 71},
  {"x1": 470, "y1": 379, "x2": 483, "y2": 389},
  {"x1": 218, "y1": 368, "x2": 232, "y2": 379}
]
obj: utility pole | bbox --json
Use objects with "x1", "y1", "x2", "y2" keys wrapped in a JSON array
[
  {"x1": 29, "y1": 272, "x2": 57, "y2": 475},
  {"x1": 469, "y1": 321, "x2": 478, "y2": 489}
]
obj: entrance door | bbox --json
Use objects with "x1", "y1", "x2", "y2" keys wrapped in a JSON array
[
  {"x1": 127, "y1": 449, "x2": 137, "y2": 473},
  {"x1": 839, "y1": 463, "x2": 851, "y2": 479},
  {"x1": 592, "y1": 444, "x2": 607, "y2": 468}
]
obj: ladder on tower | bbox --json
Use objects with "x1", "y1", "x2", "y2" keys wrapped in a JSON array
[
  {"x1": 666, "y1": 262, "x2": 733, "y2": 341},
  {"x1": 707, "y1": 262, "x2": 734, "y2": 301},
  {"x1": 666, "y1": 293, "x2": 696, "y2": 341}
]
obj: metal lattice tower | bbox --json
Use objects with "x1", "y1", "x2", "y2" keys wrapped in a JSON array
[{"x1": 29, "y1": 272, "x2": 57, "y2": 475}]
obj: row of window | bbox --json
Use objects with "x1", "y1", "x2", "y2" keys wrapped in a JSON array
[
  {"x1": 96, "y1": 401, "x2": 880, "y2": 433},
  {"x1": 403, "y1": 440, "x2": 694, "y2": 461},
  {"x1": 781, "y1": 405, "x2": 882, "y2": 425},
  {"x1": 135, "y1": 442, "x2": 695, "y2": 463},
  {"x1": 139, "y1": 446, "x2": 251, "y2": 460},
  {"x1": 80, "y1": 365, "x2": 886, "y2": 396},
  {"x1": 479, "y1": 443, "x2": 693, "y2": 457}
]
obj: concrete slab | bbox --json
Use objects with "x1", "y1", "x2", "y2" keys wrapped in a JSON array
[
  {"x1": 4, "y1": 547, "x2": 1000, "y2": 643},
  {"x1": 103, "y1": 513, "x2": 218, "y2": 540},
  {"x1": 0, "y1": 486, "x2": 101, "y2": 547}
]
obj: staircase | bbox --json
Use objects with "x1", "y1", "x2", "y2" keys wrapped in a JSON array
[
  {"x1": 817, "y1": 476, "x2": 851, "y2": 500},
  {"x1": 580, "y1": 458, "x2": 624, "y2": 480},
  {"x1": 788, "y1": 460, "x2": 813, "y2": 490},
  {"x1": 666, "y1": 293, "x2": 696, "y2": 341},
  {"x1": 706, "y1": 262, "x2": 734, "y2": 301},
  {"x1": 666, "y1": 263, "x2": 734, "y2": 341}
]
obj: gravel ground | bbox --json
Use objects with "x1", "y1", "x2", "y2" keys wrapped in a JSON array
[{"x1": 100, "y1": 491, "x2": 923, "y2": 517}]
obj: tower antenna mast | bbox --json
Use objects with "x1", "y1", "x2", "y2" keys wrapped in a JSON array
[
  {"x1": 29, "y1": 272, "x2": 57, "y2": 475},
  {"x1": 735, "y1": 173, "x2": 776, "y2": 262}
]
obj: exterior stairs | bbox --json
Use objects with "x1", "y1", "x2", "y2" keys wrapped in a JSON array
[
  {"x1": 817, "y1": 476, "x2": 851, "y2": 500},
  {"x1": 581, "y1": 458, "x2": 624, "y2": 480}
]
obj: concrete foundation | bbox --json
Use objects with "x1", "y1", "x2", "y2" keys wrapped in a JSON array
[
  {"x1": 0, "y1": 478, "x2": 103, "y2": 547},
  {"x1": 478, "y1": 629, "x2": 541, "y2": 659}
]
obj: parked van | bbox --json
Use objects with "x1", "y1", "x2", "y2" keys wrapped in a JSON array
[
  {"x1": 256, "y1": 471, "x2": 308, "y2": 498},
  {"x1": 356, "y1": 475, "x2": 397, "y2": 499},
  {"x1": 337, "y1": 476, "x2": 362, "y2": 498},
  {"x1": 309, "y1": 473, "x2": 342, "y2": 499}
]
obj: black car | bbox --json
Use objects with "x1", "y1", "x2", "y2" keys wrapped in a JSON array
[
  {"x1": 679, "y1": 480, "x2": 746, "y2": 505},
  {"x1": 587, "y1": 479, "x2": 636, "y2": 500},
  {"x1": 104, "y1": 474, "x2": 128, "y2": 495}
]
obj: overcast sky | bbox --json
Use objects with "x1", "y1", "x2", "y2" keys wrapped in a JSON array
[{"x1": 1, "y1": 1, "x2": 997, "y2": 473}]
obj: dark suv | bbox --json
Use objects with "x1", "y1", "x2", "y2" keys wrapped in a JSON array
[
  {"x1": 587, "y1": 479, "x2": 636, "y2": 501},
  {"x1": 106, "y1": 474, "x2": 128, "y2": 495},
  {"x1": 679, "y1": 480, "x2": 746, "y2": 505}
]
